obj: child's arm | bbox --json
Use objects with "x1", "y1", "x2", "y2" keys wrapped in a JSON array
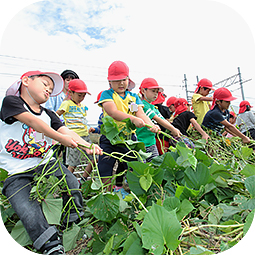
[
  {"x1": 58, "y1": 126, "x2": 103, "y2": 155},
  {"x1": 190, "y1": 118, "x2": 210, "y2": 141},
  {"x1": 197, "y1": 96, "x2": 213, "y2": 102},
  {"x1": 153, "y1": 115, "x2": 181, "y2": 137},
  {"x1": 56, "y1": 109, "x2": 65, "y2": 117},
  {"x1": 221, "y1": 119, "x2": 250, "y2": 144}
]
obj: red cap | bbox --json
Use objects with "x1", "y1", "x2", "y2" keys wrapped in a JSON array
[
  {"x1": 152, "y1": 92, "x2": 167, "y2": 105},
  {"x1": 211, "y1": 87, "x2": 237, "y2": 109},
  {"x1": 239, "y1": 100, "x2": 253, "y2": 114},
  {"x1": 195, "y1": 78, "x2": 215, "y2": 93},
  {"x1": 94, "y1": 91, "x2": 103, "y2": 104},
  {"x1": 166, "y1": 96, "x2": 177, "y2": 107},
  {"x1": 139, "y1": 78, "x2": 164, "y2": 94},
  {"x1": 107, "y1": 61, "x2": 135, "y2": 90},
  {"x1": 68, "y1": 79, "x2": 91, "y2": 94},
  {"x1": 174, "y1": 98, "x2": 189, "y2": 116},
  {"x1": 229, "y1": 111, "x2": 237, "y2": 117},
  {"x1": 6, "y1": 70, "x2": 64, "y2": 97}
]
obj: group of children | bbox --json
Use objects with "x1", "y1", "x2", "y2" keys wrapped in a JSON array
[{"x1": 0, "y1": 61, "x2": 253, "y2": 255}]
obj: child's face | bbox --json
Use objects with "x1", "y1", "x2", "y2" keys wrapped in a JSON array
[
  {"x1": 200, "y1": 87, "x2": 211, "y2": 96},
  {"x1": 25, "y1": 76, "x2": 54, "y2": 103},
  {"x1": 143, "y1": 88, "x2": 159, "y2": 103},
  {"x1": 64, "y1": 76, "x2": 74, "y2": 91},
  {"x1": 69, "y1": 91, "x2": 86, "y2": 104},
  {"x1": 217, "y1": 100, "x2": 231, "y2": 111},
  {"x1": 109, "y1": 77, "x2": 129, "y2": 96}
]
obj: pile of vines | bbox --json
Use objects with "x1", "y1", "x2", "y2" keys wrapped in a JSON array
[{"x1": 1, "y1": 115, "x2": 255, "y2": 255}]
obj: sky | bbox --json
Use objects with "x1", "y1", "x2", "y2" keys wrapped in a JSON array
[{"x1": 0, "y1": 0, "x2": 255, "y2": 254}]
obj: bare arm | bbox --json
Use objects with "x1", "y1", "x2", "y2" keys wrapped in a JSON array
[
  {"x1": 197, "y1": 96, "x2": 213, "y2": 102},
  {"x1": 222, "y1": 119, "x2": 250, "y2": 144},
  {"x1": 153, "y1": 115, "x2": 181, "y2": 137},
  {"x1": 56, "y1": 109, "x2": 65, "y2": 116},
  {"x1": 190, "y1": 118, "x2": 210, "y2": 141}
]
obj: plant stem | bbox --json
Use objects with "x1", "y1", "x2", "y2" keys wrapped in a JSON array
[{"x1": 130, "y1": 191, "x2": 148, "y2": 213}]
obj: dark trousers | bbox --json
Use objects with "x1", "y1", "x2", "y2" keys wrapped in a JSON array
[{"x1": 2, "y1": 160, "x2": 83, "y2": 250}]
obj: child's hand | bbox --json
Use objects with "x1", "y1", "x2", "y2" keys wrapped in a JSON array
[
  {"x1": 59, "y1": 134, "x2": 78, "y2": 148},
  {"x1": 150, "y1": 124, "x2": 161, "y2": 133},
  {"x1": 89, "y1": 127, "x2": 95, "y2": 133},
  {"x1": 202, "y1": 133, "x2": 210, "y2": 142},
  {"x1": 84, "y1": 144, "x2": 103, "y2": 155},
  {"x1": 171, "y1": 128, "x2": 181, "y2": 138},
  {"x1": 242, "y1": 136, "x2": 250, "y2": 144},
  {"x1": 132, "y1": 117, "x2": 145, "y2": 128}
]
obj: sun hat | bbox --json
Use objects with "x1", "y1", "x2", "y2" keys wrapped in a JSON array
[
  {"x1": 174, "y1": 98, "x2": 189, "y2": 116},
  {"x1": 239, "y1": 100, "x2": 253, "y2": 114},
  {"x1": 139, "y1": 78, "x2": 164, "y2": 94},
  {"x1": 211, "y1": 87, "x2": 237, "y2": 110},
  {"x1": 151, "y1": 92, "x2": 167, "y2": 105},
  {"x1": 107, "y1": 61, "x2": 135, "y2": 90},
  {"x1": 6, "y1": 71, "x2": 64, "y2": 97},
  {"x1": 60, "y1": 69, "x2": 79, "y2": 80},
  {"x1": 68, "y1": 79, "x2": 91, "y2": 94},
  {"x1": 194, "y1": 78, "x2": 215, "y2": 93},
  {"x1": 166, "y1": 96, "x2": 177, "y2": 107}
]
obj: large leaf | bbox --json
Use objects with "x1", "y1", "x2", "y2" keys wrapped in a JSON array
[
  {"x1": 141, "y1": 203, "x2": 182, "y2": 254},
  {"x1": 42, "y1": 197, "x2": 63, "y2": 225},
  {"x1": 122, "y1": 232, "x2": 144, "y2": 255},
  {"x1": 245, "y1": 175, "x2": 255, "y2": 198},
  {"x1": 63, "y1": 223, "x2": 80, "y2": 251},
  {"x1": 240, "y1": 164, "x2": 255, "y2": 177},
  {"x1": 176, "y1": 143, "x2": 197, "y2": 170},
  {"x1": 184, "y1": 163, "x2": 212, "y2": 190},
  {"x1": 139, "y1": 174, "x2": 152, "y2": 192},
  {"x1": 209, "y1": 163, "x2": 232, "y2": 180},
  {"x1": 190, "y1": 245, "x2": 214, "y2": 254},
  {"x1": 87, "y1": 193, "x2": 119, "y2": 222},
  {"x1": 126, "y1": 171, "x2": 145, "y2": 196},
  {"x1": 10, "y1": 220, "x2": 32, "y2": 247},
  {"x1": 243, "y1": 209, "x2": 255, "y2": 236}
]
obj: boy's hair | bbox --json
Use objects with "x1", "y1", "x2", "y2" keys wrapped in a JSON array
[{"x1": 60, "y1": 70, "x2": 79, "y2": 80}]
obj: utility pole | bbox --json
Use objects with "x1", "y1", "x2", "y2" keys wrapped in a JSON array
[
  {"x1": 238, "y1": 67, "x2": 245, "y2": 100},
  {"x1": 184, "y1": 74, "x2": 188, "y2": 102}
]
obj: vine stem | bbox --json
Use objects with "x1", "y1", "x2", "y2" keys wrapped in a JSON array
[{"x1": 130, "y1": 191, "x2": 148, "y2": 213}]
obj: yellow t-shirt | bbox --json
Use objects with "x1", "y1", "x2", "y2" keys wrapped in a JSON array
[
  {"x1": 58, "y1": 99, "x2": 89, "y2": 136},
  {"x1": 191, "y1": 94, "x2": 210, "y2": 125}
]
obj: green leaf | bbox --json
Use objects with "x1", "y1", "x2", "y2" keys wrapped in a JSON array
[
  {"x1": 176, "y1": 199, "x2": 195, "y2": 221},
  {"x1": 176, "y1": 143, "x2": 197, "y2": 170},
  {"x1": 10, "y1": 220, "x2": 32, "y2": 247},
  {"x1": 126, "y1": 171, "x2": 145, "y2": 196},
  {"x1": 141, "y1": 203, "x2": 182, "y2": 254},
  {"x1": 103, "y1": 235, "x2": 114, "y2": 255},
  {"x1": 190, "y1": 245, "x2": 214, "y2": 255},
  {"x1": 139, "y1": 174, "x2": 152, "y2": 192},
  {"x1": 175, "y1": 184, "x2": 201, "y2": 201},
  {"x1": 184, "y1": 163, "x2": 211, "y2": 190},
  {"x1": 87, "y1": 193, "x2": 119, "y2": 222},
  {"x1": 163, "y1": 197, "x2": 180, "y2": 212},
  {"x1": 240, "y1": 164, "x2": 255, "y2": 177},
  {"x1": 208, "y1": 207, "x2": 224, "y2": 225},
  {"x1": 122, "y1": 232, "x2": 144, "y2": 255},
  {"x1": 245, "y1": 175, "x2": 255, "y2": 198},
  {"x1": 63, "y1": 224, "x2": 80, "y2": 251},
  {"x1": 209, "y1": 163, "x2": 232, "y2": 180},
  {"x1": 243, "y1": 209, "x2": 255, "y2": 236},
  {"x1": 0, "y1": 168, "x2": 8, "y2": 182},
  {"x1": 42, "y1": 197, "x2": 63, "y2": 225}
]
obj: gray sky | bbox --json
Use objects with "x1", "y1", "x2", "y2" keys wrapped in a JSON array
[{"x1": 0, "y1": 1, "x2": 255, "y2": 254}]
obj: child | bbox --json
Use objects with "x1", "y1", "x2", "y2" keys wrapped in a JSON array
[
  {"x1": 136, "y1": 78, "x2": 181, "y2": 160},
  {"x1": 152, "y1": 91, "x2": 173, "y2": 154},
  {"x1": 202, "y1": 87, "x2": 250, "y2": 144},
  {"x1": 166, "y1": 96, "x2": 177, "y2": 122},
  {"x1": 191, "y1": 78, "x2": 214, "y2": 125},
  {"x1": 172, "y1": 98, "x2": 210, "y2": 147},
  {"x1": 236, "y1": 100, "x2": 255, "y2": 140},
  {"x1": 0, "y1": 71, "x2": 102, "y2": 255},
  {"x1": 97, "y1": 61, "x2": 160, "y2": 191},
  {"x1": 45, "y1": 70, "x2": 79, "y2": 165},
  {"x1": 56, "y1": 79, "x2": 95, "y2": 180}
]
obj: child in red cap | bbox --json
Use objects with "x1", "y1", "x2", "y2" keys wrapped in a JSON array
[
  {"x1": 202, "y1": 88, "x2": 250, "y2": 144},
  {"x1": 171, "y1": 98, "x2": 210, "y2": 147},
  {"x1": 136, "y1": 78, "x2": 181, "y2": 158},
  {"x1": 236, "y1": 100, "x2": 255, "y2": 140},
  {"x1": 56, "y1": 79, "x2": 95, "y2": 180},
  {"x1": 97, "y1": 61, "x2": 160, "y2": 192},
  {"x1": 0, "y1": 71, "x2": 102, "y2": 255},
  {"x1": 191, "y1": 78, "x2": 214, "y2": 125}
]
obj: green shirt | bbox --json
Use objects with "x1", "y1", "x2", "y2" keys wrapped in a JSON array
[{"x1": 136, "y1": 100, "x2": 164, "y2": 147}]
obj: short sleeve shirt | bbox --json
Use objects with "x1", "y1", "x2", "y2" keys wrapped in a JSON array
[
  {"x1": 191, "y1": 93, "x2": 210, "y2": 125},
  {"x1": 58, "y1": 99, "x2": 89, "y2": 136},
  {"x1": 136, "y1": 100, "x2": 164, "y2": 147},
  {"x1": 172, "y1": 111, "x2": 196, "y2": 136},
  {"x1": 202, "y1": 105, "x2": 230, "y2": 133},
  {"x1": 0, "y1": 96, "x2": 64, "y2": 175},
  {"x1": 98, "y1": 88, "x2": 143, "y2": 130}
]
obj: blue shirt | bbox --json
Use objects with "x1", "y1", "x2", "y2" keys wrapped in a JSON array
[{"x1": 202, "y1": 105, "x2": 230, "y2": 134}]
